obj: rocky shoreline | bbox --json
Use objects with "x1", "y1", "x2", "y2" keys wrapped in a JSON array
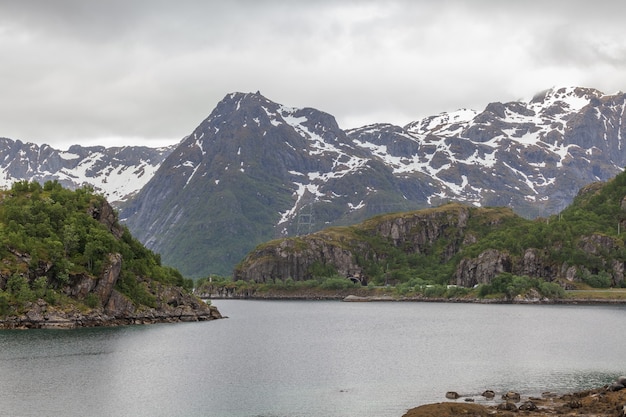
[
  {"x1": 403, "y1": 378, "x2": 626, "y2": 417},
  {"x1": 0, "y1": 297, "x2": 223, "y2": 329}
]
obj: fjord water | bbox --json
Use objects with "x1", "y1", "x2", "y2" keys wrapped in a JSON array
[{"x1": 0, "y1": 301, "x2": 624, "y2": 417}]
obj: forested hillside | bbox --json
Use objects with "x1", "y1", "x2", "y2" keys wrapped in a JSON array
[{"x1": 0, "y1": 181, "x2": 219, "y2": 327}]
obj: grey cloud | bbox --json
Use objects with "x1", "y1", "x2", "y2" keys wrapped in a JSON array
[{"x1": 0, "y1": 0, "x2": 625, "y2": 147}]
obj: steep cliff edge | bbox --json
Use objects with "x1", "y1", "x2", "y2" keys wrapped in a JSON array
[{"x1": 235, "y1": 171, "x2": 626, "y2": 290}]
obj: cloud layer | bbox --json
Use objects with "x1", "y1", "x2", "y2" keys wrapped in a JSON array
[{"x1": 1, "y1": 0, "x2": 625, "y2": 148}]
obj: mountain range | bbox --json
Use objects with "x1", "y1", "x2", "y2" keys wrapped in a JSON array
[
  {"x1": 1, "y1": 86, "x2": 625, "y2": 277},
  {"x1": 0, "y1": 139, "x2": 173, "y2": 204}
]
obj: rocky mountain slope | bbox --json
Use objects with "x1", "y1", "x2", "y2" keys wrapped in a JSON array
[
  {"x1": 235, "y1": 168, "x2": 626, "y2": 289},
  {"x1": 121, "y1": 91, "x2": 425, "y2": 277}
]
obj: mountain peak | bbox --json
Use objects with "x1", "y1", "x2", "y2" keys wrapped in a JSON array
[
  {"x1": 528, "y1": 86, "x2": 603, "y2": 110},
  {"x1": 216, "y1": 91, "x2": 276, "y2": 112}
]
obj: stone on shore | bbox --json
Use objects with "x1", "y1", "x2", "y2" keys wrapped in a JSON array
[{"x1": 403, "y1": 381, "x2": 626, "y2": 417}]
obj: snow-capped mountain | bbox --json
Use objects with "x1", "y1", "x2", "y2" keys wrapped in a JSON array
[
  {"x1": 0, "y1": 139, "x2": 173, "y2": 203},
  {"x1": 121, "y1": 92, "x2": 411, "y2": 277},
  {"x1": 349, "y1": 86, "x2": 625, "y2": 216},
  {"x1": 1, "y1": 86, "x2": 623, "y2": 277},
  {"x1": 122, "y1": 87, "x2": 626, "y2": 277}
]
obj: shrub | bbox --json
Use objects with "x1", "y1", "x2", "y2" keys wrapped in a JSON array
[
  {"x1": 44, "y1": 290, "x2": 59, "y2": 306},
  {"x1": 581, "y1": 271, "x2": 612, "y2": 288},
  {"x1": 308, "y1": 261, "x2": 338, "y2": 279},
  {"x1": 32, "y1": 276, "x2": 48, "y2": 299},
  {"x1": 423, "y1": 285, "x2": 447, "y2": 298},
  {"x1": 7, "y1": 275, "x2": 34, "y2": 304},
  {"x1": 538, "y1": 281, "x2": 565, "y2": 298},
  {"x1": 0, "y1": 291, "x2": 10, "y2": 316},
  {"x1": 85, "y1": 293, "x2": 100, "y2": 309},
  {"x1": 446, "y1": 286, "x2": 469, "y2": 298}
]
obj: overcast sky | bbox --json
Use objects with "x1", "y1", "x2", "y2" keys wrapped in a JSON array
[{"x1": 1, "y1": 0, "x2": 625, "y2": 149}]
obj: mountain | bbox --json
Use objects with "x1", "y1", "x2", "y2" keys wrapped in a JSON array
[
  {"x1": 121, "y1": 92, "x2": 419, "y2": 277},
  {"x1": 234, "y1": 168, "x2": 626, "y2": 290},
  {"x1": 0, "y1": 86, "x2": 624, "y2": 278},
  {"x1": 122, "y1": 87, "x2": 626, "y2": 278},
  {"x1": 348, "y1": 86, "x2": 626, "y2": 217},
  {"x1": 0, "y1": 138, "x2": 173, "y2": 204}
]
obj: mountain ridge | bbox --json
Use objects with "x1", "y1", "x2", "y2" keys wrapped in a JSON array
[
  {"x1": 122, "y1": 87, "x2": 626, "y2": 276},
  {"x1": 0, "y1": 138, "x2": 174, "y2": 204}
]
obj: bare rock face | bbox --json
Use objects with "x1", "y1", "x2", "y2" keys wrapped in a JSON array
[
  {"x1": 66, "y1": 253, "x2": 122, "y2": 305},
  {"x1": 612, "y1": 259, "x2": 624, "y2": 286},
  {"x1": 454, "y1": 249, "x2": 511, "y2": 287},
  {"x1": 519, "y1": 248, "x2": 555, "y2": 279},
  {"x1": 235, "y1": 204, "x2": 474, "y2": 283},
  {"x1": 94, "y1": 253, "x2": 122, "y2": 306},
  {"x1": 89, "y1": 199, "x2": 124, "y2": 239},
  {"x1": 104, "y1": 289, "x2": 136, "y2": 317},
  {"x1": 234, "y1": 234, "x2": 366, "y2": 284},
  {"x1": 372, "y1": 205, "x2": 470, "y2": 260},
  {"x1": 578, "y1": 233, "x2": 617, "y2": 255}
]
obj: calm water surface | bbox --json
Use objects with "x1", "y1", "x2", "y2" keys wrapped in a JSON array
[{"x1": 0, "y1": 300, "x2": 624, "y2": 417}]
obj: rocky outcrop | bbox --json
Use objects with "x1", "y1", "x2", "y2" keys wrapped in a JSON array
[
  {"x1": 234, "y1": 234, "x2": 366, "y2": 284},
  {"x1": 89, "y1": 199, "x2": 124, "y2": 239},
  {"x1": 371, "y1": 205, "x2": 470, "y2": 260},
  {"x1": 96, "y1": 253, "x2": 122, "y2": 306},
  {"x1": 454, "y1": 249, "x2": 511, "y2": 287},
  {"x1": 235, "y1": 204, "x2": 492, "y2": 284},
  {"x1": 454, "y1": 247, "x2": 560, "y2": 287},
  {"x1": 0, "y1": 268, "x2": 222, "y2": 329},
  {"x1": 519, "y1": 248, "x2": 557, "y2": 279}
]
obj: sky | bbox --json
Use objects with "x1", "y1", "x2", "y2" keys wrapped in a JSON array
[{"x1": 1, "y1": 0, "x2": 625, "y2": 150}]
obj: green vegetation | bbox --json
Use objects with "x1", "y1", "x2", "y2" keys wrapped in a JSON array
[
  {"x1": 476, "y1": 273, "x2": 566, "y2": 300},
  {"x1": 0, "y1": 180, "x2": 192, "y2": 316},
  {"x1": 196, "y1": 274, "x2": 360, "y2": 297},
  {"x1": 197, "y1": 272, "x2": 569, "y2": 301},
  {"x1": 362, "y1": 174, "x2": 626, "y2": 289}
]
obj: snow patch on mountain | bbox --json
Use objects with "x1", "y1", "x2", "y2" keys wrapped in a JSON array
[{"x1": 0, "y1": 141, "x2": 174, "y2": 204}]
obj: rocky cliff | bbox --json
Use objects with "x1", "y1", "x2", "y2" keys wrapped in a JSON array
[{"x1": 234, "y1": 204, "x2": 514, "y2": 285}]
